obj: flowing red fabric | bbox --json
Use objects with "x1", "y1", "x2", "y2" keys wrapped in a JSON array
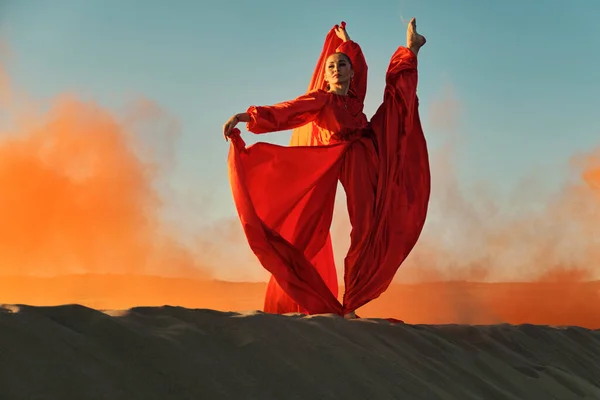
[{"x1": 227, "y1": 24, "x2": 430, "y2": 316}]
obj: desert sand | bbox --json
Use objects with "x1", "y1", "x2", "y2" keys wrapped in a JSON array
[
  {"x1": 1, "y1": 276, "x2": 600, "y2": 399},
  {"x1": 0, "y1": 304, "x2": 599, "y2": 400}
]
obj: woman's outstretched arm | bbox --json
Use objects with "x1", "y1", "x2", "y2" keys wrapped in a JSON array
[{"x1": 223, "y1": 90, "x2": 329, "y2": 140}]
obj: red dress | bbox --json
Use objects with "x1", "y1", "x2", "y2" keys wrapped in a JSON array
[{"x1": 228, "y1": 25, "x2": 430, "y2": 316}]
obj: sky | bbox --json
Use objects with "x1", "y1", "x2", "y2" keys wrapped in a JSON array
[{"x1": 0, "y1": 0, "x2": 599, "y2": 281}]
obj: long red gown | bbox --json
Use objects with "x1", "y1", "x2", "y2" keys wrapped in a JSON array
[{"x1": 227, "y1": 24, "x2": 430, "y2": 316}]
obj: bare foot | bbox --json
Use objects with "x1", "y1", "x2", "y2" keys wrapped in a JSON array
[
  {"x1": 406, "y1": 17, "x2": 426, "y2": 55},
  {"x1": 344, "y1": 311, "x2": 357, "y2": 320}
]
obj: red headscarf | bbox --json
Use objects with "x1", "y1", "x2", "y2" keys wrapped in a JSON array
[{"x1": 306, "y1": 21, "x2": 347, "y2": 93}]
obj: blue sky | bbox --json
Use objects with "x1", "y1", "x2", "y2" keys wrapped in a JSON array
[{"x1": 1, "y1": 0, "x2": 599, "y2": 240}]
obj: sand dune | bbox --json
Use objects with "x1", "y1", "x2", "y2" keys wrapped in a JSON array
[
  {"x1": 1, "y1": 274, "x2": 599, "y2": 328},
  {"x1": 0, "y1": 304, "x2": 599, "y2": 400}
]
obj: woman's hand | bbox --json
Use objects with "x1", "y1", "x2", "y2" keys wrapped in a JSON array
[
  {"x1": 223, "y1": 113, "x2": 250, "y2": 141},
  {"x1": 334, "y1": 22, "x2": 350, "y2": 42},
  {"x1": 223, "y1": 115, "x2": 240, "y2": 141}
]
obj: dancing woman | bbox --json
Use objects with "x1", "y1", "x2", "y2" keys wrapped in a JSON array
[{"x1": 224, "y1": 18, "x2": 430, "y2": 319}]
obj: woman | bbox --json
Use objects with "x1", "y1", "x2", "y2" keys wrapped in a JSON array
[{"x1": 223, "y1": 18, "x2": 430, "y2": 319}]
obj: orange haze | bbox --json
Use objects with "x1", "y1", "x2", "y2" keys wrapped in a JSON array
[{"x1": 0, "y1": 51, "x2": 214, "y2": 279}]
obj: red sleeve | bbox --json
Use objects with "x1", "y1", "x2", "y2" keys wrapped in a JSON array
[
  {"x1": 337, "y1": 40, "x2": 367, "y2": 103},
  {"x1": 246, "y1": 90, "x2": 329, "y2": 134}
]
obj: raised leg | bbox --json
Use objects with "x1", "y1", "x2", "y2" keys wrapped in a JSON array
[{"x1": 338, "y1": 18, "x2": 430, "y2": 316}]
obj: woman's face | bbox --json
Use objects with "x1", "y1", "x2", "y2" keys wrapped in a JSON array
[{"x1": 325, "y1": 53, "x2": 353, "y2": 86}]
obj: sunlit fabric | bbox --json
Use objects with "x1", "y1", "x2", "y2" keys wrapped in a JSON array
[{"x1": 228, "y1": 23, "x2": 430, "y2": 315}]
